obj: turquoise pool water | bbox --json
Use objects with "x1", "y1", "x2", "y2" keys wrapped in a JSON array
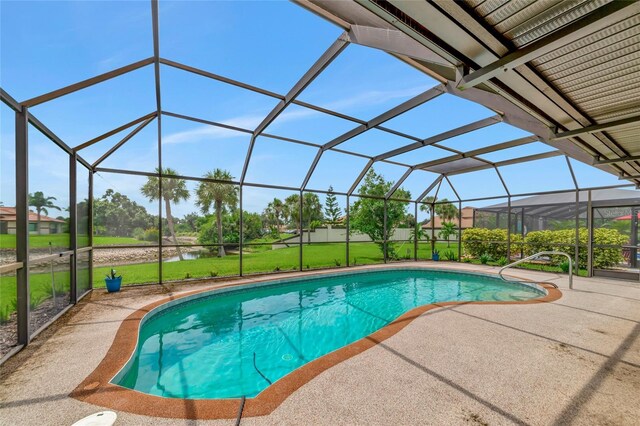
[{"x1": 113, "y1": 269, "x2": 544, "y2": 399}]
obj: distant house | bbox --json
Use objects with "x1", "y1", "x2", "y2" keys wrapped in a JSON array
[
  {"x1": 422, "y1": 206, "x2": 475, "y2": 231},
  {"x1": 0, "y1": 207, "x2": 65, "y2": 235}
]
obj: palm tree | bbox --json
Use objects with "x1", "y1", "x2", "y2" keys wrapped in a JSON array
[
  {"x1": 419, "y1": 196, "x2": 436, "y2": 220},
  {"x1": 266, "y1": 198, "x2": 285, "y2": 235},
  {"x1": 436, "y1": 199, "x2": 459, "y2": 222},
  {"x1": 284, "y1": 194, "x2": 301, "y2": 234},
  {"x1": 438, "y1": 221, "x2": 458, "y2": 247},
  {"x1": 409, "y1": 226, "x2": 426, "y2": 243},
  {"x1": 419, "y1": 196, "x2": 437, "y2": 253},
  {"x1": 195, "y1": 169, "x2": 238, "y2": 257},
  {"x1": 141, "y1": 168, "x2": 190, "y2": 261},
  {"x1": 28, "y1": 191, "x2": 61, "y2": 234},
  {"x1": 302, "y1": 193, "x2": 323, "y2": 245}
]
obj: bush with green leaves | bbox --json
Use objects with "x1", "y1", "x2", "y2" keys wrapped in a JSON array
[
  {"x1": 479, "y1": 253, "x2": 491, "y2": 264},
  {"x1": 0, "y1": 299, "x2": 16, "y2": 324},
  {"x1": 523, "y1": 228, "x2": 626, "y2": 269},
  {"x1": 29, "y1": 293, "x2": 49, "y2": 310},
  {"x1": 461, "y1": 228, "x2": 508, "y2": 259},
  {"x1": 590, "y1": 228, "x2": 627, "y2": 269},
  {"x1": 443, "y1": 250, "x2": 457, "y2": 261},
  {"x1": 385, "y1": 244, "x2": 400, "y2": 261},
  {"x1": 143, "y1": 227, "x2": 159, "y2": 242},
  {"x1": 198, "y1": 210, "x2": 263, "y2": 248},
  {"x1": 463, "y1": 227, "x2": 626, "y2": 269},
  {"x1": 133, "y1": 227, "x2": 145, "y2": 240}
]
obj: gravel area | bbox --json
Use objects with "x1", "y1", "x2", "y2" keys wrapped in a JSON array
[
  {"x1": 0, "y1": 314, "x2": 17, "y2": 358},
  {"x1": 0, "y1": 294, "x2": 72, "y2": 359}
]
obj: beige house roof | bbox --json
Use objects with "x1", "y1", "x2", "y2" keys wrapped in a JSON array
[
  {"x1": 422, "y1": 206, "x2": 475, "y2": 230},
  {"x1": 0, "y1": 207, "x2": 65, "y2": 223}
]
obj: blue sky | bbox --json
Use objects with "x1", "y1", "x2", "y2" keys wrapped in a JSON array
[{"x1": 0, "y1": 0, "x2": 625, "y2": 219}]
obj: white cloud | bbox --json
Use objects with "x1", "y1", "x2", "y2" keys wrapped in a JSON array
[
  {"x1": 161, "y1": 84, "x2": 429, "y2": 145},
  {"x1": 324, "y1": 85, "x2": 432, "y2": 112},
  {"x1": 162, "y1": 114, "x2": 261, "y2": 145}
]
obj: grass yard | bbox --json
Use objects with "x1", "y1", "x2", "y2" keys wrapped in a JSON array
[
  {"x1": 0, "y1": 233, "x2": 146, "y2": 250},
  {"x1": 242, "y1": 233, "x2": 295, "y2": 253},
  {"x1": 0, "y1": 268, "x2": 73, "y2": 322},
  {"x1": 0, "y1": 241, "x2": 460, "y2": 319},
  {"x1": 247, "y1": 233, "x2": 292, "y2": 244}
]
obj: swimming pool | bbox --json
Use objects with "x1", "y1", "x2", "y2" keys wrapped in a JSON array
[{"x1": 112, "y1": 268, "x2": 546, "y2": 399}]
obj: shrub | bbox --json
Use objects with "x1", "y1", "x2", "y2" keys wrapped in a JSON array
[
  {"x1": 334, "y1": 259, "x2": 341, "y2": 267},
  {"x1": 560, "y1": 261, "x2": 570, "y2": 273},
  {"x1": 462, "y1": 228, "x2": 507, "y2": 259},
  {"x1": 479, "y1": 253, "x2": 491, "y2": 265},
  {"x1": 0, "y1": 301, "x2": 15, "y2": 324},
  {"x1": 385, "y1": 245, "x2": 399, "y2": 261},
  {"x1": 443, "y1": 250, "x2": 457, "y2": 261},
  {"x1": 133, "y1": 227, "x2": 145, "y2": 240},
  {"x1": 463, "y1": 227, "x2": 626, "y2": 269},
  {"x1": 143, "y1": 227, "x2": 159, "y2": 242},
  {"x1": 524, "y1": 228, "x2": 626, "y2": 269},
  {"x1": 404, "y1": 248, "x2": 412, "y2": 259},
  {"x1": 497, "y1": 257, "x2": 509, "y2": 266},
  {"x1": 522, "y1": 230, "x2": 575, "y2": 264},
  {"x1": 510, "y1": 233, "x2": 524, "y2": 253},
  {"x1": 591, "y1": 228, "x2": 627, "y2": 269},
  {"x1": 29, "y1": 293, "x2": 49, "y2": 310},
  {"x1": 209, "y1": 271, "x2": 218, "y2": 278}
]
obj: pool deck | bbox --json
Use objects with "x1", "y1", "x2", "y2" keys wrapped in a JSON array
[{"x1": 1, "y1": 263, "x2": 639, "y2": 425}]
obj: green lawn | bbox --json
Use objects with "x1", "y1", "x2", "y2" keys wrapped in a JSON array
[
  {"x1": 246, "y1": 233, "x2": 292, "y2": 244},
  {"x1": 0, "y1": 241, "x2": 459, "y2": 319},
  {"x1": 242, "y1": 233, "x2": 295, "y2": 253},
  {"x1": 0, "y1": 233, "x2": 146, "y2": 249},
  {"x1": 97, "y1": 242, "x2": 387, "y2": 285}
]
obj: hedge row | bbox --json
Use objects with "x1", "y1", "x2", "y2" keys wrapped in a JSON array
[{"x1": 461, "y1": 227, "x2": 627, "y2": 269}]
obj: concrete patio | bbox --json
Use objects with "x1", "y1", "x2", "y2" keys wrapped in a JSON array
[{"x1": 1, "y1": 263, "x2": 638, "y2": 425}]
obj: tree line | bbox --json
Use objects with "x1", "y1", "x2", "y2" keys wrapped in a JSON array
[{"x1": 88, "y1": 168, "x2": 459, "y2": 258}]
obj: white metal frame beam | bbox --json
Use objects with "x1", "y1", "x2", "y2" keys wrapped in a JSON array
[
  {"x1": 414, "y1": 135, "x2": 537, "y2": 169},
  {"x1": 373, "y1": 114, "x2": 502, "y2": 162},
  {"x1": 552, "y1": 114, "x2": 640, "y2": 141},
  {"x1": 345, "y1": 25, "x2": 452, "y2": 67}
]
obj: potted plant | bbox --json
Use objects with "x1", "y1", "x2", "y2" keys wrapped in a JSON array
[
  {"x1": 105, "y1": 269, "x2": 122, "y2": 293},
  {"x1": 432, "y1": 249, "x2": 440, "y2": 261}
]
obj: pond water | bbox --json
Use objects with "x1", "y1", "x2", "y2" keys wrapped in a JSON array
[{"x1": 164, "y1": 251, "x2": 217, "y2": 263}]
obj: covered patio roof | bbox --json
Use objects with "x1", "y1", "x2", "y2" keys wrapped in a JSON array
[
  {"x1": 301, "y1": 0, "x2": 640, "y2": 186},
  {"x1": 477, "y1": 188, "x2": 640, "y2": 219}
]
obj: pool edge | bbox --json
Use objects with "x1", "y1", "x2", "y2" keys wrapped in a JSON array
[{"x1": 70, "y1": 266, "x2": 562, "y2": 420}]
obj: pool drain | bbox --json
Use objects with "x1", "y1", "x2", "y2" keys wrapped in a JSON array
[{"x1": 282, "y1": 354, "x2": 293, "y2": 361}]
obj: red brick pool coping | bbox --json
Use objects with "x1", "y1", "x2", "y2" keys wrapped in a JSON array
[{"x1": 70, "y1": 269, "x2": 562, "y2": 420}]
